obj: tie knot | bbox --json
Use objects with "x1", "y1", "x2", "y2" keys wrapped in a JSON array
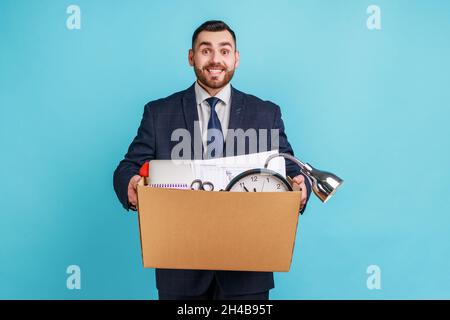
[{"x1": 205, "y1": 97, "x2": 221, "y2": 109}]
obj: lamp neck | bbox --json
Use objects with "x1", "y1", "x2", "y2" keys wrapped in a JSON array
[{"x1": 264, "y1": 152, "x2": 308, "y2": 173}]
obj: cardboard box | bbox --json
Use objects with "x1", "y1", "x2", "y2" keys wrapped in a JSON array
[{"x1": 136, "y1": 180, "x2": 302, "y2": 272}]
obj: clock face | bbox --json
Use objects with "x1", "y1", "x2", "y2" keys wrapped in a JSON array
[{"x1": 225, "y1": 168, "x2": 293, "y2": 192}]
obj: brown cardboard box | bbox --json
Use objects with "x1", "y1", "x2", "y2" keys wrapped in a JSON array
[{"x1": 136, "y1": 180, "x2": 302, "y2": 272}]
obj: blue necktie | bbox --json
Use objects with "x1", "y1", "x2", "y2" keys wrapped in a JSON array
[{"x1": 205, "y1": 97, "x2": 223, "y2": 158}]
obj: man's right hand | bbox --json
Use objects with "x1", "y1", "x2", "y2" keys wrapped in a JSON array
[{"x1": 128, "y1": 175, "x2": 142, "y2": 209}]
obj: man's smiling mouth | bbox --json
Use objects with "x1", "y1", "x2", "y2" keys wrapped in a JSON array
[{"x1": 206, "y1": 68, "x2": 224, "y2": 75}]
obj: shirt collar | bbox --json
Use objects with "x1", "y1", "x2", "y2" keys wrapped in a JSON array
[{"x1": 195, "y1": 81, "x2": 231, "y2": 106}]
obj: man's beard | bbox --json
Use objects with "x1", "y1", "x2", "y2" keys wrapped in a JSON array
[{"x1": 194, "y1": 63, "x2": 235, "y2": 89}]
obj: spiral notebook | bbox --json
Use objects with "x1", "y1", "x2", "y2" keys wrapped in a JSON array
[{"x1": 148, "y1": 160, "x2": 193, "y2": 189}]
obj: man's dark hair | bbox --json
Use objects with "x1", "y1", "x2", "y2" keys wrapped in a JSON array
[{"x1": 192, "y1": 20, "x2": 237, "y2": 49}]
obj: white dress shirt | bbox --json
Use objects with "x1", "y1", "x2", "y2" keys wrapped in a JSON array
[{"x1": 194, "y1": 81, "x2": 232, "y2": 153}]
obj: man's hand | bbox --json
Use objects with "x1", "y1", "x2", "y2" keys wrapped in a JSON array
[
  {"x1": 128, "y1": 175, "x2": 142, "y2": 209},
  {"x1": 292, "y1": 174, "x2": 308, "y2": 211}
]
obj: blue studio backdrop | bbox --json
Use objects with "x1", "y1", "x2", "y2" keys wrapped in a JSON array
[{"x1": 1, "y1": 0, "x2": 450, "y2": 299}]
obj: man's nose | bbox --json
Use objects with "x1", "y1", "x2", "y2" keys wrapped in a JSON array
[{"x1": 210, "y1": 50, "x2": 221, "y2": 64}]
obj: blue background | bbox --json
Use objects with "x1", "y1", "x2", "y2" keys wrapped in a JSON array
[{"x1": 1, "y1": 0, "x2": 449, "y2": 299}]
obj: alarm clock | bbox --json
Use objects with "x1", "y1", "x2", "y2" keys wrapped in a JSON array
[{"x1": 225, "y1": 168, "x2": 293, "y2": 192}]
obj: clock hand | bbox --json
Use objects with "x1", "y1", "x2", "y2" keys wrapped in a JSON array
[
  {"x1": 243, "y1": 186, "x2": 249, "y2": 192},
  {"x1": 253, "y1": 187, "x2": 257, "y2": 192}
]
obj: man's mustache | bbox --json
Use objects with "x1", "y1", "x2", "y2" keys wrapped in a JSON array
[{"x1": 203, "y1": 64, "x2": 227, "y2": 70}]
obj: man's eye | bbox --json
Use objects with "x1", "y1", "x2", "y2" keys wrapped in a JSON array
[
  {"x1": 222, "y1": 50, "x2": 229, "y2": 55},
  {"x1": 202, "y1": 49, "x2": 210, "y2": 55}
]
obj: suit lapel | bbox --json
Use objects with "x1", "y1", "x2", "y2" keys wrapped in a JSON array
[
  {"x1": 225, "y1": 85, "x2": 245, "y2": 156},
  {"x1": 182, "y1": 83, "x2": 203, "y2": 159},
  {"x1": 227, "y1": 85, "x2": 245, "y2": 131}
]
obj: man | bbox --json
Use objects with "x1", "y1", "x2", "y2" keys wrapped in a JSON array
[{"x1": 113, "y1": 20, "x2": 312, "y2": 300}]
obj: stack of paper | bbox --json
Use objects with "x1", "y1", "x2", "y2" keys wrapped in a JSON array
[{"x1": 190, "y1": 150, "x2": 285, "y2": 191}]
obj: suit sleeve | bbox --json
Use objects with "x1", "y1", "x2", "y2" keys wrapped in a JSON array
[
  {"x1": 113, "y1": 103, "x2": 157, "y2": 211},
  {"x1": 272, "y1": 104, "x2": 312, "y2": 214}
]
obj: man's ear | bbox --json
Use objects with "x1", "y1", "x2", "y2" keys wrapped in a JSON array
[
  {"x1": 234, "y1": 50, "x2": 240, "y2": 69},
  {"x1": 188, "y1": 49, "x2": 194, "y2": 66}
]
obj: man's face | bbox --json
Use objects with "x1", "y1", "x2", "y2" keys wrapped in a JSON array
[{"x1": 189, "y1": 30, "x2": 240, "y2": 90}]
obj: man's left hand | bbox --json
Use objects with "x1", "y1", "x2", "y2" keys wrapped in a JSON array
[{"x1": 292, "y1": 174, "x2": 308, "y2": 210}]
